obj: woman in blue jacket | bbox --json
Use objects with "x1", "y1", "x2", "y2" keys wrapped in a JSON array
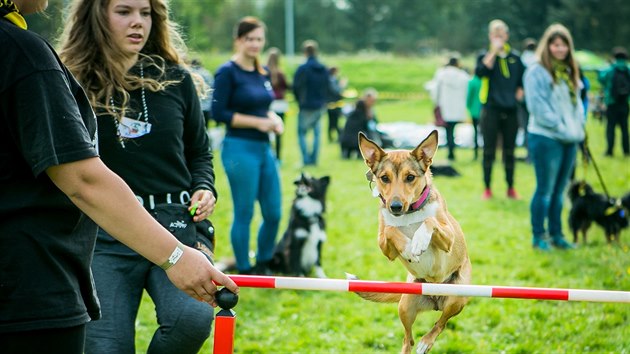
[{"x1": 524, "y1": 24, "x2": 585, "y2": 251}]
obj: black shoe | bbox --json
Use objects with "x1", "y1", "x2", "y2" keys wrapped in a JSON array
[{"x1": 253, "y1": 260, "x2": 273, "y2": 276}]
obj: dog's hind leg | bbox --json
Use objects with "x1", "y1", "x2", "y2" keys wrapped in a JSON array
[
  {"x1": 397, "y1": 294, "x2": 423, "y2": 354},
  {"x1": 415, "y1": 296, "x2": 467, "y2": 354},
  {"x1": 313, "y1": 241, "x2": 327, "y2": 278},
  {"x1": 398, "y1": 294, "x2": 442, "y2": 354},
  {"x1": 416, "y1": 265, "x2": 470, "y2": 353}
]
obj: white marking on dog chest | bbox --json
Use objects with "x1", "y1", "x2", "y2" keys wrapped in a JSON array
[
  {"x1": 301, "y1": 223, "x2": 324, "y2": 271},
  {"x1": 381, "y1": 201, "x2": 439, "y2": 227},
  {"x1": 295, "y1": 197, "x2": 323, "y2": 217}
]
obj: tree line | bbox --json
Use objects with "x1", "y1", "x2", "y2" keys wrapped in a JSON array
[{"x1": 28, "y1": 0, "x2": 630, "y2": 56}]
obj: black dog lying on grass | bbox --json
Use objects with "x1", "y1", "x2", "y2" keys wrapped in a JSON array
[
  {"x1": 270, "y1": 173, "x2": 330, "y2": 278},
  {"x1": 567, "y1": 181, "x2": 628, "y2": 244}
]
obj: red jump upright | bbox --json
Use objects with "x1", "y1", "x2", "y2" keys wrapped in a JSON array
[{"x1": 213, "y1": 288, "x2": 239, "y2": 354}]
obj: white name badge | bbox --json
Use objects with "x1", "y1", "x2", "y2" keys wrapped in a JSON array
[{"x1": 118, "y1": 117, "x2": 152, "y2": 138}]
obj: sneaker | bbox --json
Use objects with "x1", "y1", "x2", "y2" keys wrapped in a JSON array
[
  {"x1": 507, "y1": 187, "x2": 520, "y2": 200},
  {"x1": 482, "y1": 188, "x2": 493, "y2": 200},
  {"x1": 551, "y1": 238, "x2": 575, "y2": 250},
  {"x1": 532, "y1": 239, "x2": 551, "y2": 251}
]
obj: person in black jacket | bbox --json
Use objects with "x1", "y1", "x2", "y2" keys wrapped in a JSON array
[
  {"x1": 598, "y1": 46, "x2": 630, "y2": 157},
  {"x1": 293, "y1": 40, "x2": 330, "y2": 166},
  {"x1": 340, "y1": 89, "x2": 380, "y2": 159},
  {"x1": 475, "y1": 19, "x2": 526, "y2": 200},
  {"x1": 1, "y1": 1, "x2": 237, "y2": 353},
  {"x1": 58, "y1": 0, "x2": 234, "y2": 352}
]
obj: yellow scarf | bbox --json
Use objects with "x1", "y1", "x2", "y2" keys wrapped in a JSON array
[
  {"x1": 552, "y1": 59, "x2": 577, "y2": 105},
  {"x1": 0, "y1": 0, "x2": 27, "y2": 29},
  {"x1": 479, "y1": 43, "x2": 511, "y2": 104}
]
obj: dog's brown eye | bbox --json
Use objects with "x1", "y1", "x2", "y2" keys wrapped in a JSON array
[
  {"x1": 406, "y1": 175, "x2": 416, "y2": 182},
  {"x1": 380, "y1": 175, "x2": 390, "y2": 183}
]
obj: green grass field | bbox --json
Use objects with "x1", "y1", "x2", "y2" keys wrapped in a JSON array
[{"x1": 135, "y1": 54, "x2": 629, "y2": 353}]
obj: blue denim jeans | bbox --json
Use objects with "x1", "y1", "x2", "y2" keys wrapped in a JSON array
[
  {"x1": 297, "y1": 108, "x2": 324, "y2": 165},
  {"x1": 528, "y1": 133, "x2": 577, "y2": 243},
  {"x1": 221, "y1": 136, "x2": 282, "y2": 272},
  {"x1": 85, "y1": 230, "x2": 213, "y2": 354}
]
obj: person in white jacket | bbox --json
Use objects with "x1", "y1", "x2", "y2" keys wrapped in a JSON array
[{"x1": 432, "y1": 55, "x2": 471, "y2": 160}]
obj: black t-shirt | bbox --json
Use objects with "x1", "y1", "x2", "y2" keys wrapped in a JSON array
[
  {"x1": 0, "y1": 19, "x2": 100, "y2": 332},
  {"x1": 97, "y1": 64, "x2": 216, "y2": 200}
]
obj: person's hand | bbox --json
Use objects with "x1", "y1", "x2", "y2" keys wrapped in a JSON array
[
  {"x1": 166, "y1": 246, "x2": 239, "y2": 306},
  {"x1": 189, "y1": 189, "x2": 216, "y2": 222},
  {"x1": 491, "y1": 37, "x2": 504, "y2": 54},
  {"x1": 269, "y1": 112, "x2": 284, "y2": 135},
  {"x1": 515, "y1": 87, "x2": 524, "y2": 102},
  {"x1": 258, "y1": 117, "x2": 278, "y2": 133}
]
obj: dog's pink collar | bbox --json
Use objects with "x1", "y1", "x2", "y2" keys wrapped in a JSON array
[
  {"x1": 410, "y1": 185, "x2": 431, "y2": 212},
  {"x1": 378, "y1": 185, "x2": 431, "y2": 213}
]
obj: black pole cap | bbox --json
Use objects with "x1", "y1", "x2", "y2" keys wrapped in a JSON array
[{"x1": 216, "y1": 287, "x2": 239, "y2": 310}]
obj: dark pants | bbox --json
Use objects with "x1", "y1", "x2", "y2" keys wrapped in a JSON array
[
  {"x1": 605, "y1": 101, "x2": 629, "y2": 155},
  {"x1": 274, "y1": 112, "x2": 285, "y2": 160},
  {"x1": 86, "y1": 230, "x2": 214, "y2": 354},
  {"x1": 2, "y1": 325, "x2": 86, "y2": 354},
  {"x1": 472, "y1": 117, "x2": 480, "y2": 159},
  {"x1": 327, "y1": 107, "x2": 342, "y2": 142},
  {"x1": 444, "y1": 122, "x2": 458, "y2": 160},
  {"x1": 481, "y1": 106, "x2": 519, "y2": 189}
]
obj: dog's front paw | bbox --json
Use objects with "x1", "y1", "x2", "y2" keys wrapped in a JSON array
[
  {"x1": 314, "y1": 266, "x2": 327, "y2": 278},
  {"x1": 411, "y1": 223, "x2": 432, "y2": 256},
  {"x1": 401, "y1": 242, "x2": 422, "y2": 263}
]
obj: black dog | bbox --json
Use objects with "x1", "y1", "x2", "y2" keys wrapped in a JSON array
[
  {"x1": 567, "y1": 181, "x2": 628, "y2": 244},
  {"x1": 270, "y1": 173, "x2": 330, "y2": 277},
  {"x1": 622, "y1": 192, "x2": 630, "y2": 213}
]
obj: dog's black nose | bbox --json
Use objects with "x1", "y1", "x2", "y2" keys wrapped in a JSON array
[{"x1": 390, "y1": 201, "x2": 403, "y2": 214}]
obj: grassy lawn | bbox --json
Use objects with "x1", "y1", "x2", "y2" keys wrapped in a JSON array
[{"x1": 135, "y1": 54, "x2": 629, "y2": 353}]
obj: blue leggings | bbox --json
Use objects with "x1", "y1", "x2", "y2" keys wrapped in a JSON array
[
  {"x1": 221, "y1": 136, "x2": 282, "y2": 272},
  {"x1": 85, "y1": 230, "x2": 214, "y2": 354}
]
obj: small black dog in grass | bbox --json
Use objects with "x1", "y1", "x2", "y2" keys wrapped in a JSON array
[
  {"x1": 270, "y1": 173, "x2": 330, "y2": 277},
  {"x1": 567, "y1": 181, "x2": 628, "y2": 244}
]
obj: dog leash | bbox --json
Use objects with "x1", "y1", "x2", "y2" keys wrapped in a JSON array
[{"x1": 581, "y1": 134, "x2": 610, "y2": 199}]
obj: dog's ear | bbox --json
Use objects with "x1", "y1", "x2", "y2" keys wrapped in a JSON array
[
  {"x1": 412, "y1": 130, "x2": 438, "y2": 167},
  {"x1": 358, "y1": 132, "x2": 386, "y2": 169},
  {"x1": 319, "y1": 176, "x2": 331, "y2": 188}
]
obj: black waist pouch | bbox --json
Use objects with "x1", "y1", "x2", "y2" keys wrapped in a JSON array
[{"x1": 151, "y1": 203, "x2": 215, "y2": 263}]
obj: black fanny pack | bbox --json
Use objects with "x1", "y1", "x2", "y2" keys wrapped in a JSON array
[{"x1": 150, "y1": 203, "x2": 215, "y2": 263}]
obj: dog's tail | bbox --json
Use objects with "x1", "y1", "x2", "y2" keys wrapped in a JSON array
[{"x1": 345, "y1": 273, "x2": 401, "y2": 303}]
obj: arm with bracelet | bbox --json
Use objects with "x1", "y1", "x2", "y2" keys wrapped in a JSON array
[{"x1": 47, "y1": 157, "x2": 238, "y2": 304}]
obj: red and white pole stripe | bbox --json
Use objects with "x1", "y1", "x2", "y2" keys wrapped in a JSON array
[{"x1": 227, "y1": 275, "x2": 630, "y2": 303}]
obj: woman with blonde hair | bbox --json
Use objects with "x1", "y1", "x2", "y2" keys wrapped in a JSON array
[
  {"x1": 58, "y1": 0, "x2": 227, "y2": 352},
  {"x1": 524, "y1": 23, "x2": 584, "y2": 251}
]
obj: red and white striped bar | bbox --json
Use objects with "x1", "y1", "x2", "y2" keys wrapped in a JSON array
[{"x1": 227, "y1": 275, "x2": 630, "y2": 303}]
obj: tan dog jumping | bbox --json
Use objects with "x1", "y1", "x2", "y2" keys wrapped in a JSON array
[{"x1": 355, "y1": 130, "x2": 471, "y2": 354}]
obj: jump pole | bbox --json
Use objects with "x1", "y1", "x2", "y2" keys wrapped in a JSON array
[
  {"x1": 212, "y1": 275, "x2": 629, "y2": 354},
  {"x1": 228, "y1": 275, "x2": 630, "y2": 303}
]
